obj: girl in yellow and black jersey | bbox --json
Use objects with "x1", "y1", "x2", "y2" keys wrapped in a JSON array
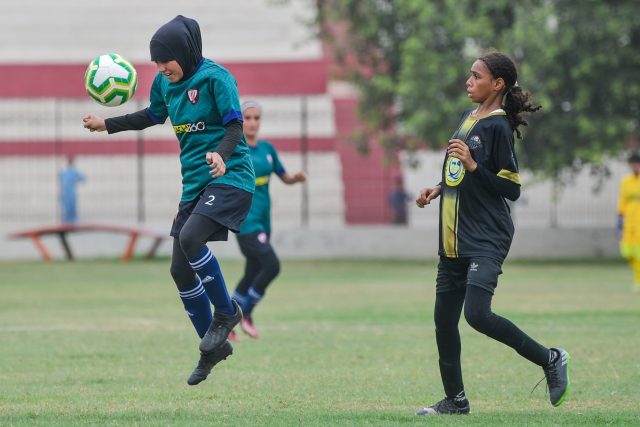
[{"x1": 414, "y1": 52, "x2": 570, "y2": 416}]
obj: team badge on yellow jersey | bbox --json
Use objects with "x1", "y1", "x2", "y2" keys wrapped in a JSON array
[{"x1": 445, "y1": 157, "x2": 465, "y2": 186}]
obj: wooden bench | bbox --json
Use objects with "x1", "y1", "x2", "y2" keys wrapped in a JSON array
[{"x1": 8, "y1": 224, "x2": 169, "y2": 262}]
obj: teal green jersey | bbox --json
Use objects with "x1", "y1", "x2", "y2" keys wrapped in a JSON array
[
  {"x1": 238, "y1": 141, "x2": 285, "y2": 235},
  {"x1": 147, "y1": 59, "x2": 255, "y2": 201}
]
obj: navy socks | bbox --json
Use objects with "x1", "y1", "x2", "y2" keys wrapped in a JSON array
[
  {"x1": 188, "y1": 246, "x2": 235, "y2": 316},
  {"x1": 178, "y1": 278, "x2": 212, "y2": 338},
  {"x1": 233, "y1": 286, "x2": 263, "y2": 316}
]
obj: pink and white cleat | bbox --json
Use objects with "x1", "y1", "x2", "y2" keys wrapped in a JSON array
[{"x1": 240, "y1": 315, "x2": 259, "y2": 338}]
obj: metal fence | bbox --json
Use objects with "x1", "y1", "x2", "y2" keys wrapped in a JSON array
[
  {"x1": 0, "y1": 96, "x2": 623, "y2": 233},
  {"x1": 0, "y1": 95, "x2": 343, "y2": 230}
]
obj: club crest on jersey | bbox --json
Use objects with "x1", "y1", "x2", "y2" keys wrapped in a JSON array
[
  {"x1": 266, "y1": 154, "x2": 273, "y2": 164},
  {"x1": 467, "y1": 135, "x2": 482, "y2": 150},
  {"x1": 187, "y1": 88, "x2": 199, "y2": 104},
  {"x1": 445, "y1": 156, "x2": 465, "y2": 187}
]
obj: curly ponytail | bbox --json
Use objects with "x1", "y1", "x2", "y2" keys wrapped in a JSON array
[{"x1": 479, "y1": 52, "x2": 541, "y2": 139}]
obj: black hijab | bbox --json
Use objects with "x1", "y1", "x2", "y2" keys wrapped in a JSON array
[{"x1": 149, "y1": 15, "x2": 203, "y2": 81}]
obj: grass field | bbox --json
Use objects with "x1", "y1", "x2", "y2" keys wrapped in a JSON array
[{"x1": 1, "y1": 258, "x2": 639, "y2": 426}]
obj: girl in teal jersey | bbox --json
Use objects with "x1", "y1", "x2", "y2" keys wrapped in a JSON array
[
  {"x1": 83, "y1": 15, "x2": 255, "y2": 386},
  {"x1": 230, "y1": 101, "x2": 306, "y2": 339}
]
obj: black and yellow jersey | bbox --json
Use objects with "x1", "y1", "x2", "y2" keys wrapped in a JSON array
[{"x1": 438, "y1": 109, "x2": 521, "y2": 261}]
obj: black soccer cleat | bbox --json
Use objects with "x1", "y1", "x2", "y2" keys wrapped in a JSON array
[
  {"x1": 187, "y1": 340, "x2": 233, "y2": 386},
  {"x1": 543, "y1": 347, "x2": 571, "y2": 407},
  {"x1": 416, "y1": 397, "x2": 470, "y2": 416},
  {"x1": 199, "y1": 300, "x2": 242, "y2": 353}
]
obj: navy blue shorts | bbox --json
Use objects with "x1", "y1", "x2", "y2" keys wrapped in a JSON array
[
  {"x1": 435, "y1": 256, "x2": 503, "y2": 295},
  {"x1": 170, "y1": 184, "x2": 253, "y2": 241}
]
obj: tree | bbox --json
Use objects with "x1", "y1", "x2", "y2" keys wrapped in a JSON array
[{"x1": 317, "y1": 0, "x2": 640, "y2": 175}]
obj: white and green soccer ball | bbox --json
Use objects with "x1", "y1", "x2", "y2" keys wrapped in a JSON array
[{"x1": 84, "y1": 54, "x2": 137, "y2": 106}]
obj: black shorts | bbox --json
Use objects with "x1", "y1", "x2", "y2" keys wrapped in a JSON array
[
  {"x1": 236, "y1": 231, "x2": 274, "y2": 258},
  {"x1": 435, "y1": 256, "x2": 503, "y2": 295},
  {"x1": 170, "y1": 184, "x2": 253, "y2": 241}
]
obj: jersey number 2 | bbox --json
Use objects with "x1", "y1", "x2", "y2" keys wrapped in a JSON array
[{"x1": 205, "y1": 195, "x2": 216, "y2": 206}]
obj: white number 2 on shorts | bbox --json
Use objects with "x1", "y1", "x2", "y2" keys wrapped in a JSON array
[{"x1": 205, "y1": 195, "x2": 216, "y2": 206}]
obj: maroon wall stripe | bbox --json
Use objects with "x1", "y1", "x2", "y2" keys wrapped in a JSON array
[
  {"x1": 0, "y1": 137, "x2": 335, "y2": 156},
  {"x1": 0, "y1": 60, "x2": 328, "y2": 98}
]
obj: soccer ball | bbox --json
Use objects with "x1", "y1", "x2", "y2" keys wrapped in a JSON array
[{"x1": 84, "y1": 54, "x2": 137, "y2": 106}]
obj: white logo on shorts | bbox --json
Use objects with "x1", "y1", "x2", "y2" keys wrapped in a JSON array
[
  {"x1": 469, "y1": 262, "x2": 479, "y2": 272},
  {"x1": 257, "y1": 232, "x2": 268, "y2": 244}
]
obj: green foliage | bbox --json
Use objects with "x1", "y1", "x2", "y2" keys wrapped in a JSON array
[{"x1": 317, "y1": 0, "x2": 640, "y2": 175}]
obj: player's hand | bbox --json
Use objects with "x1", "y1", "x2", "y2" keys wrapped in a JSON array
[
  {"x1": 448, "y1": 139, "x2": 477, "y2": 172},
  {"x1": 282, "y1": 171, "x2": 306, "y2": 184},
  {"x1": 293, "y1": 172, "x2": 306, "y2": 183},
  {"x1": 206, "y1": 152, "x2": 226, "y2": 178},
  {"x1": 82, "y1": 114, "x2": 106, "y2": 132},
  {"x1": 416, "y1": 186, "x2": 441, "y2": 208}
]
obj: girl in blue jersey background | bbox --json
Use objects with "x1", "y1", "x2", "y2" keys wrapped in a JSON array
[
  {"x1": 59, "y1": 156, "x2": 86, "y2": 224},
  {"x1": 83, "y1": 15, "x2": 254, "y2": 386},
  {"x1": 415, "y1": 52, "x2": 570, "y2": 415},
  {"x1": 231, "y1": 101, "x2": 306, "y2": 339}
]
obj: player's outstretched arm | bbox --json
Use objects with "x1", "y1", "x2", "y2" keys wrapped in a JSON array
[
  {"x1": 83, "y1": 114, "x2": 106, "y2": 132},
  {"x1": 416, "y1": 185, "x2": 441, "y2": 208}
]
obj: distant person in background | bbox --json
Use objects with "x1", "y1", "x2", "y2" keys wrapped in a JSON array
[
  {"x1": 415, "y1": 51, "x2": 569, "y2": 416},
  {"x1": 83, "y1": 15, "x2": 255, "y2": 386},
  {"x1": 231, "y1": 101, "x2": 306, "y2": 339},
  {"x1": 388, "y1": 175, "x2": 411, "y2": 225},
  {"x1": 59, "y1": 156, "x2": 85, "y2": 224},
  {"x1": 617, "y1": 152, "x2": 640, "y2": 292}
]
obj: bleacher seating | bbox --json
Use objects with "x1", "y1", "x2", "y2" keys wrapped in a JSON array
[{"x1": 0, "y1": 1, "x2": 390, "y2": 260}]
